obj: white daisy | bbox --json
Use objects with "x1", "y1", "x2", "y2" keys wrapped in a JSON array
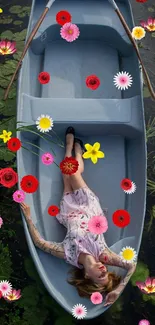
[
  {"x1": 72, "y1": 303, "x2": 87, "y2": 319},
  {"x1": 36, "y1": 114, "x2": 54, "y2": 133},
  {"x1": 124, "y1": 181, "x2": 137, "y2": 194},
  {"x1": 113, "y1": 71, "x2": 133, "y2": 90},
  {"x1": 119, "y1": 246, "x2": 137, "y2": 263},
  {"x1": 0, "y1": 280, "x2": 12, "y2": 296}
]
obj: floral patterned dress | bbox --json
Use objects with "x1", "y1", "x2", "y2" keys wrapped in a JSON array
[{"x1": 56, "y1": 186, "x2": 108, "y2": 269}]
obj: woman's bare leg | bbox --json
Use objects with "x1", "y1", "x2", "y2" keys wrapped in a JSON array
[
  {"x1": 70, "y1": 142, "x2": 88, "y2": 191},
  {"x1": 62, "y1": 133, "x2": 74, "y2": 194}
]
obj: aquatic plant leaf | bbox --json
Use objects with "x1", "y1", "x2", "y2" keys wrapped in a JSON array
[
  {"x1": 130, "y1": 261, "x2": 149, "y2": 286},
  {"x1": 0, "y1": 17, "x2": 13, "y2": 24},
  {"x1": 143, "y1": 86, "x2": 151, "y2": 98},
  {"x1": 23, "y1": 306, "x2": 49, "y2": 325},
  {"x1": 16, "y1": 41, "x2": 24, "y2": 51},
  {"x1": 18, "y1": 285, "x2": 39, "y2": 308},
  {"x1": 0, "y1": 147, "x2": 15, "y2": 162},
  {"x1": 151, "y1": 32, "x2": 155, "y2": 37},
  {"x1": 8, "y1": 86, "x2": 16, "y2": 99},
  {"x1": 13, "y1": 51, "x2": 22, "y2": 61},
  {"x1": 0, "y1": 88, "x2": 4, "y2": 98},
  {"x1": 148, "y1": 7, "x2": 155, "y2": 12},
  {"x1": 0, "y1": 30, "x2": 14, "y2": 40},
  {"x1": 0, "y1": 100, "x2": 5, "y2": 109},
  {"x1": 12, "y1": 29, "x2": 27, "y2": 41},
  {"x1": 13, "y1": 20, "x2": 23, "y2": 25},
  {"x1": 54, "y1": 315, "x2": 73, "y2": 325},
  {"x1": 24, "y1": 258, "x2": 46, "y2": 294},
  {"x1": 18, "y1": 12, "x2": 27, "y2": 18},
  {"x1": 0, "y1": 240, "x2": 13, "y2": 279},
  {"x1": 0, "y1": 77, "x2": 10, "y2": 89},
  {"x1": 0, "y1": 98, "x2": 16, "y2": 116},
  {"x1": 9, "y1": 5, "x2": 22, "y2": 14}
]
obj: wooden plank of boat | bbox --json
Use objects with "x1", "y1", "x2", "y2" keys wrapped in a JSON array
[{"x1": 16, "y1": 0, "x2": 147, "y2": 319}]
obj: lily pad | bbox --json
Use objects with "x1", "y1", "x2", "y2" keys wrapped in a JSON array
[
  {"x1": 0, "y1": 17, "x2": 13, "y2": 24},
  {"x1": 16, "y1": 41, "x2": 25, "y2": 51},
  {"x1": 18, "y1": 12, "x2": 27, "y2": 18},
  {"x1": 0, "y1": 147, "x2": 15, "y2": 162},
  {"x1": 142, "y1": 293, "x2": 155, "y2": 305},
  {"x1": 143, "y1": 86, "x2": 151, "y2": 98},
  {"x1": 9, "y1": 5, "x2": 22, "y2": 14},
  {"x1": 12, "y1": 29, "x2": 27, "y2": 41},
  {"x1": 148, "y1": 7, "x2": 155, "y2": 12},
  {"x1": 13, "y1": 20, "x2": 23, "y2": 25},
  {"x1": 0, "y1": 30, "x2": 14, "y2": 40},
  {"x1": 151, "y1": 32, "x2": 155, "y2": 37},
  {"x1": 0, "y1": 98, "x2": 16, "y2": 116},
  {"x1": 13, "y1": 51, "x2": 22, "y2": 61},
  {"x1": 130, "y1": 261, "x2": 149, "y2": 286}
]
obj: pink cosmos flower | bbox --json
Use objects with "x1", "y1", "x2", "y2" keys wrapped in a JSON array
[
  {"x1": 60, "y1": 22, "x2": 80, "y2": 42},
  {"x1": 13, "y1": 190, "x2": 25, "y2": 203},
  {"x1": 113, "y1": 71, "x2": 133, "y2": 90},
  {"x1": 139, "y1": 320, "x2": 150, "y2": 325},
  {"x1": 88, "y1": 215, "x2": 108, "y2": 234},
  {"x1": 72, "y1": 303, "x2": 87, "y2": 319},
  {"x1": 136, "y1": 277, "x2": 155, "y2": 294},
  {"x1": 0, "y1": 280, "x2": 12, "y2": 296},
  {"x1": 90, "y1": 292, "x2": 103, "y2": 304},
  {"x1": 0, "y1": 40, "x2": 16, "y2": 55},
  {"x1": 41, "y1": 152, "x2": 54, "y2": 165},
  {"x1": 0, "y1": 217, "x2": 3, "y2": 228},
  {"x1": 4, "y1": 289, "x2": 22, "y2": 302}
]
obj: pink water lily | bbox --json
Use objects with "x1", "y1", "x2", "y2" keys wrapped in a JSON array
[
  {"x1": 136, "y1": 277, "x2": 155, "y2": 294},
  {"x1": 4, "y1": 289, "x2": 21, "y2": 302},
  {"x1": 138, "y1": 320, "x2": 150, "y2": 325},
  {"x1": 0, "y1": 217, "x2": 3, "y2": 228},
  {"x1": 140, "y1": 17, "x2": 155, "y2": 32},
  {"x1": 0, "y1": 40, "x2": 16, "y2": 55}
]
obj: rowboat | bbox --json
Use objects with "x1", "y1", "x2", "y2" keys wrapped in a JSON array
[{"x1": 16, "y1": 0, "x2": 147, "y2": 319}]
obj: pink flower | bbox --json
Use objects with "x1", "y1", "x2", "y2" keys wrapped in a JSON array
[
  {"x1": 13, "y1": 190, "x2": 25, "y2": 203},
  {"x1": 60, "y1": 22, "x2": 80, "y2": 42},
  {"x1": 90, "y1": 292, "x2": 103, "y2": 304},
  {"x1": 139, "y1": 320, "x2": 150, "y2": 325},
  {"x1": 41, "y1": 152, "x2": 54, "y2": 165},
  {"x1": 0, "y1": 40, "x2": 16, "y2": 55},
  {"x1": 88, "y1": 215, "x2": 108, "y2": 234},
  {"x1": 0, "y1": 280, "x2": 12, "y2": 296},
  {"x1": 140, "y1": 17, "x2": 155, "y2": 32},
  {"x1": 136, "y1": 277, "x2": 155, "y2": 294},
  {"x1": 0, "y1": 217, "x2": 3, "y2": 228},
  {"x1": 4, "y1": 288, "x2": 22, "y2": 302},
  {"x1": 113, "y1": 71, "x2": 133, "y2": 90}
]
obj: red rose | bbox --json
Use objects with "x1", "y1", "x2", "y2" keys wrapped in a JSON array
[
  {"x1": 38, "y1": 72, "x2": 50, "y2": 84},
  {"x1": 0, "y1": 168, "x2": 18, "y2": 188}
]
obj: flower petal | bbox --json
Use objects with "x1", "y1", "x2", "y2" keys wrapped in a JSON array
[
  {"x1": 97, "y1": 151, "x2": 105, "y2": 158},
  {"x1": 82, "y1": 151, "x2": 92, "y2": 159},
  {"x1": 93, "y1": 142, "x2": 100, "y2": 151},
  {"x1": 145, "y1": 277, "x2": 152, "y2": 287},
  {"x1": 85, "y1": 143, "x2": 93, "y2": 152},
  {"x1": 91, "y1": 155, "x2": 98, "y2": 164}
]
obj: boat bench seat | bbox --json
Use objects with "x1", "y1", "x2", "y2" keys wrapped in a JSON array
[{"x1": 22, "y1": 93, "x2": 142, "y2": 129}]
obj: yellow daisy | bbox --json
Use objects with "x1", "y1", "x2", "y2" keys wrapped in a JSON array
[
  {"x1": 82, "y1": 142, "x2": 105, "y2": 164},
  {"x1": 0, "y1": 8, "x2": 3, "y2": 14},
  {"x1": 0, "y1": 130, "x2": 12, "y2": 143},
  {"x1": 119, "y1": 246, "x2": 137, "y2": 263},
  {"x1": 131, "y1": 26, "x2": 146, "y2": 40},
  {"x1": 36, "y1": 115, "x2": 54, "y2": 133}
]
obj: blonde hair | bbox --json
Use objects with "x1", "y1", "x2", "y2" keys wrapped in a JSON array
[{"x1": 67, "y1": 267, "x2": 121, "y2": 299}]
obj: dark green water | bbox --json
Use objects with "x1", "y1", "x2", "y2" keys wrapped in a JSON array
[{"x1": 0, "y1": 1, "x2": 155, "y2": 324}]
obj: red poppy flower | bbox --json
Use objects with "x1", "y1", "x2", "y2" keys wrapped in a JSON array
[
  {"x1": 59, "y1": 156, "x2": 79, "y2": 175},
  {"x1": 86, "y1": 75, "x2": 100, "y2": 90},
  {"x1": 120, "y1": 178, "x2": 132, "y2": 191},
  {"x1": 48, "y1": 205, "x2": 60, "y2": 216},
  {"x1": 0, "y1": 168, "x2": 18, "y2": 188},
  {"x1": 20, "y1": 175, "x2": 39, "y2": 193},
  {"x1": 112, "y1": 209, "x2": 130, "y2": 228},
  {"x1": 38, "y1": 71, "x2": 50, "y2": 84},
  {"x1": 56, "y1": 10, "x2": 72, "y2": 25},
  {"x1": 136, "y1": 0, "x2": 147, "y2": 2},
  {"x1": 7, "y1": 137, "x2": 21, "y2": 152}
]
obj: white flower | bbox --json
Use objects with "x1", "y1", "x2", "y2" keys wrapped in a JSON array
[
  {"x1": 36, "y1": 114, "x2": 53, "y2": 133},
  {"x1": 124, "y1": 182, "x2": 136, "y2": 194},
  {"x1": 119, "y1": 246, "x2": 137, "y2": 263},
  {"x1": 0, "y1": 280, "x2": 12, "y2": 296},
  {"x1": 113, "y1": 71, "x2": 133, "y2": 90},
  {"x1": 72, "y1": 303, "x2": 87, "y2": 319}
]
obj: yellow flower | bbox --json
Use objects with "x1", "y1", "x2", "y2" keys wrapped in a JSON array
[
  {"x1": 82, "y1": 142, "x2": 105, "y2": 164},
  {"x1": 119, "y1": 246, "x2": 137, "y2": 263},
  {"x1": 131, "y1": 26, "x2": 146, "y2": 40},
  {"x1": 0, "y1": 130, "x2": 12, "y2": 143},
  {"x1": 36, "y1": 114, "x2": 53, "y2": 133},
  {"x1": 0, "y1": 8, "x2": 3, "y2": 13}
]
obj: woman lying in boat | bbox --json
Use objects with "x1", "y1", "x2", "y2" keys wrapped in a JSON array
[{"x1": 20, "y1": 126, "x2": 136, "y2": 306}]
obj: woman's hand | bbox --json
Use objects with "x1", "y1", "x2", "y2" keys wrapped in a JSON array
[
  {"x1": 103, "y1": 290, "x2": 119, "y2": 307},
  {"x1": 20, "y1": 202, "x2": 31, "y2": 221}
]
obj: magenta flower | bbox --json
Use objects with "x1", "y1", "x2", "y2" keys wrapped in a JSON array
[
  {"x1": 60, "y1": 22, "x2": 80, "y2": 42},
  {"x1": 140, "y1": 17, "x2": 155, "y2": 32},
  {"x1": 138, "y1": 320, "x2": 150, "y2": 325},
  {"x1": 41, "y1": 152, "x2": 54, "y2": 165},
  {"x1": 0, "y1": 280, "x2": 12, "y2": 296},
  {"x1": 90, "y1": 292, "x2": 103, "y2": 304},
  {"x1": 4, "y1": 288, "x2": 22, "y2": 302},
  {"x1": 0, "y1": 40, "x2": 16, "y2": 55},
  {"x1": 13, "y1": 190, "x2": 25, "y2": 203},
  {"x1": 0, "y1": 217, "x2": 3, "y2": 228},
  {"x1": 88, "y1": 215, "x2": 108, "y2": 235},
  {"x1": 136, "y1": 277, "x2": 155, "y2": 294}
]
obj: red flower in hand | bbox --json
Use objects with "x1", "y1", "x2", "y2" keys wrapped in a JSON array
[
  {"x1": 20, "y1": 175, "x2": 39, "y2": 193},
  {"x1": 7, "y1": 137, "x2": 21, "y2": 152},
  {"x1": 112, "y1": 209, "x2": 130, "y2": 228},
  {"x1": 60, "y1": 156, "x2": 79, "y2": 175},
  {"x1": 86, "y1": 75, "x2": 100, "y2": 90},
  {"x1": 0, "y1": 168, "x2": 18, "y2": 188},
  {"x1": 38, "y1": 72, "x2": 50, "y2": 84},
  {"x1": 48, "y1": 205, "x2": 60, "y2": 216},
  {"x1": 56, "y1": 10, "x2": 72, "y2": 25}
]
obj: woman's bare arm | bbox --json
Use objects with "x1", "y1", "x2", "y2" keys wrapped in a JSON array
[{"x1": 20, "y1": 202, "x2": 65, "y2": 259}]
